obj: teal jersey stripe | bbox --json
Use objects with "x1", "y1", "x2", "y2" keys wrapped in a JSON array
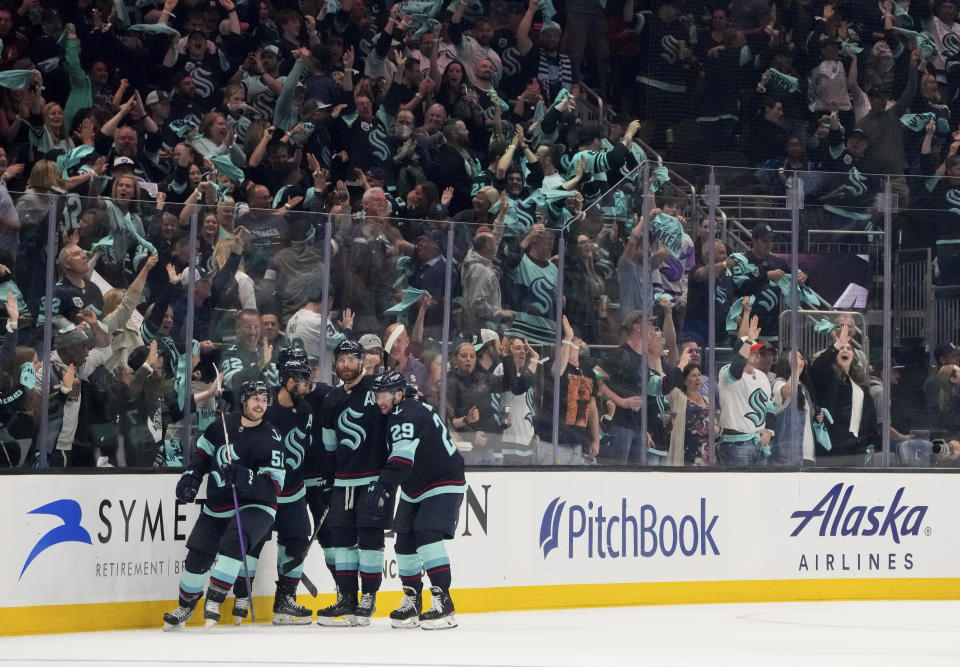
[
  {"x1": 202, "y1": 503, "x2": 277, "y2": 519},
  {"x1": 390, "y1": 437, "x2": 420, "y2": 462},
  {"x1": 197, "y1": 435, "x2": 215, "y2": 457},
  {"x1": 400, "y1": 484, "x2": 466, "y2": 503}
]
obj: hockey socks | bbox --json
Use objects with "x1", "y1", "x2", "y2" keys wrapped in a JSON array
[
  {"x1": 209, "y1": 554, "x2": 245, "y2": 592},
  {"x1": 177, "y1": 569, "x2": 207, "y2": 607},
  {"x1": 277, "y1": 544, "x2": 302, "y2": 589},
  {"x1": 231, "y1": 555, "x2": 259, "y2": 598},
  {"x1": 322, "y1": 547, "x2": 337, "y2": 581},
  {"x1": 417, "y1": 542, "x2": 451, "y2": 591},
  {"x1": 396, "y1": 552, "x2": 423, "y2": 593},
  {"x1": 358, "y1": 548, "x2": 383, "y2": 594},
  {"x1": 333, "y1": 546, "x2": 360, "y2": 594}
]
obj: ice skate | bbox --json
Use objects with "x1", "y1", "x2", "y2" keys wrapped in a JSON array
[
  {"x1": 161, "y1": 603, "x2": 196, "y2": 631},
  {"x1": 203, "y1": 588, "x2": 227, "y2": 628},
  {"x1": 354, "y1": 592, "x2": 376, "y2": 626},
  {"x1": 420, "y1": 587, "x2": 457, "y2": 630},
  {"x1": 273, "y1": 586, "x2": 313, "y2": 625},
  {"x1": 316, "y1": 589, "x2": 358, "y2": 627},
  {"x1": 232, "y1": 596, "x2": 251, "y2": 625},
  {"x1": 390, "y1": 586, "x2": 422, "y2": 629}
]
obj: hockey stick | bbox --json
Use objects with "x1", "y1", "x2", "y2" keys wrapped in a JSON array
[
  {"x1": 222, "y1": 410, "x2": 256, "y2": 624},
  {"x1": 279, "y1": 505, "x2": 328, "y2": 597}
]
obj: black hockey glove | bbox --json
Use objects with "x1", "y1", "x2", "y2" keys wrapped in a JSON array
[
  {"x1": 224, "y1": 463, "x2": 256, "y2": 490},
  {"x1": 306, "y1": 486, "x2": 332, "y2": 526},
  {"x1": 176, "y1": 469, "x2": 203, "y2": 502},
  {"x1": 366, "y1": 481, "x2": 394, "y2": 524}
]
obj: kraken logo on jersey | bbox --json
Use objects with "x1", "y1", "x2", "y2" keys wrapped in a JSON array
[
  {"x1": 946, "y1": 188, "x2": 960, "y2": 216},
  {"x1": 185, "y1": 62, "x2": 216, "y2": 100},
  {"x1": 755, "y1": 287, "x2": 779, "y2": 313},
  {"x1": 284, "y1": 428, "x2": 308, "y2": 470},
  {"x1": 337, "y1": 407, "x2": 367, "y2": 450},
  {"x1": 943, "y1": 31, "x2": 960, "y2": 58},
  {"x1": 660, "y1": 35, "x2": 683, "y2": 65},
  {"x1": 529, "y1": 276, "x2": 554, "y2": 316},
  {"x1": 209, "y1": 442, "x2": 239, "y2": 488},
  {"x1": 501, "y1": 46, "x2": 522, "y2": 77},
  {"x1": 842, "y1": 167, "x2": 867, "y2": 198},
  {"x1": 369, "y1": 124, "x2": 390, "y2": 162},
  {"x1": 745, "y1": 388, "x2": 769, "y2": 427},
  {"x1": 215, "y1": 443, "x2": 239, "y2": 470}
]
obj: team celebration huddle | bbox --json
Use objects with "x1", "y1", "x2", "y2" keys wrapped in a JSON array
[{"x1": 164, "y1": 342, "x2": 465, "y2": 631}]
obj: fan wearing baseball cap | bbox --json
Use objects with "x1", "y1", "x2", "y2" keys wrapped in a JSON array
[{"x1": 735, "y1": 223, "x2": 804, "y2": 344}]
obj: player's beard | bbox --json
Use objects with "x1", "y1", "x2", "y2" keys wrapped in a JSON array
[{"x1": 337, "y1": 365, "x2": 362, "y2": 384}]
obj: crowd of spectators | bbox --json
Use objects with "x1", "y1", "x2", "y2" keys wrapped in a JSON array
[{"x1": 0, "y1": 0, "x2": 957, "y2": 470}]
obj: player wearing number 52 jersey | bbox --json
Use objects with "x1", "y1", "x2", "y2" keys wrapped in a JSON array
[
  {"x1": 162, "y1": 380, "x2": 284, "y2": 631},
  {"x1": 231, "y1": 348, "x2": 318, "y2": 625},
  {"x1": 369, "y1": 371, "x2": 466, "y2": 630}
]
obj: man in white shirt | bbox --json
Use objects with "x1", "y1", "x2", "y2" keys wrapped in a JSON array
[{"x1": 717, "y1": 315, "x2": 775, "y2": 467}]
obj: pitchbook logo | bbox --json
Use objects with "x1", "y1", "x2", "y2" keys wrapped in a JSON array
[
  {"x1": 20, "y1": 499, "x2": 92, "y2": 580},
  {"x1": 539, "y1": 496, "x2": 720, "y2": 560}
]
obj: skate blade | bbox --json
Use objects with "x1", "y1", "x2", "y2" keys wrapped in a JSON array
[
  {"x1": 204, "y1": 618, "x2": 218, "y2": 629},
  {"x1": 233, "y1": 616, "x2": 247, "y2": 625},
  {"x1": 421, "y1": 614, "x2": 457, "y2": 630},
  {"x1": 162, "y1": 622, "x2": 185, "y2": 632},
  {"x1": 390, "y1": 618, "x2": 420, "y2": 629},
  {"x1": 353, "y1": 616, "x2": 371, "y2": 626},
  {"x1": 273, "y1": 613, "x2": 313, "y2": 625},
  {"x1": 316, "y1": 615, "x2": 357, "y2": 627}
]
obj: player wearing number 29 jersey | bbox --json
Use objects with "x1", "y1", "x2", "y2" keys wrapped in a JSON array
[
  {"x1": 382, "y1": 399, "x2": 466, "y2": 503},
  {"x1": 371, "y1": 371, "x2": 465, "y2": 630}
]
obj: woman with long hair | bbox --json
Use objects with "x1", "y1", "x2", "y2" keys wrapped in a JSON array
[
  {"x1": 419, "y1": 348, "x2": 443, "y2": 411},
  {"x1": 191, "y1": 111, "x2": 246, "y2": 166},
  {"x1": 563, "y1": 232, "x2": 606, "y2": 344},
  {"x1": 446, "y1": 340, "x2": 534, "y2": 465},
  {"x1": 494, "y1": 337, "x2": 540, "y2": 464},
  {"x1": 435, "y1": 61, "x2": 479, "y2": 125},
  {"x1": 809, "y1": 326, "x2": 879, "y2": 466},
  {"x1": 29, "y1": 100, "x2": 75, "y2": 155},
  {"x1": 771, "y1": 350, "x2": 823, "y2": 466},
  {"x1": 15, "y1": 160, "x2": 66, "y2": 315},
  {"x1": 666, "y1": 363, "x2": 712, "y2": 466}
]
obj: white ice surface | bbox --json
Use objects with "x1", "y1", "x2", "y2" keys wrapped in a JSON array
[{"x1": 1, "y1": 601, "x2": 959, "y2": 667}]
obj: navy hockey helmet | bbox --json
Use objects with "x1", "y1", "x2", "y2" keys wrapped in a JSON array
[
  {"x1": 278, "y1": 345, "x2": 308, "y2": 367},
  {"x1": 372, "y1": 370, "x2": 406, "y2": 394},
  {"x1": 239, "y1": 379, "x2": 270, "y2": 405},
  {"x1": 335, "y1": 339, "x2": 365, "y2": 360},
  {"x1": 278, "y1": 346, "x2": 311, "y2": 382}
]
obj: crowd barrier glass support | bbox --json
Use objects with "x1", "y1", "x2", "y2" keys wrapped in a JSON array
[
  {"x1": 37, "y1": 203, "x2": 57, "y2": 470},
  {"x1": 639, "y1": 163, "x2": 652, "y2": 467},
  {"x1": 318, "y1": 218, "x2": 333, "y2": 386},
  {"x1": 180, "y1": 210, "x2": 199, "y2": 467},
  {"x1": 550, "y1": 231, "x2": 567, "y2": 465},
  {"x1": 437, "y1": 224, "x2": 455, "y2": 429},
  {"x1": 706, "y1": 168, "x2": 718, "y2": 465},
  {"x1": 787, "y1": 172, "x2": 802, "y2": 469},
  {"x1": 882, "y1": 177, "x2": 893, "y2": 468}
]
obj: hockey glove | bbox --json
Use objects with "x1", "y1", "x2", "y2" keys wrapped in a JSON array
[
  {"x1": 366, "y1": 481, "x2": 394, "y2": 524},
  {"x1": 224, "y1": 463, "x2": 256, "y2": 490},
  {"x1": 306, "y1": 486, "x2": 332, "y2": 526},
  {"x1": 176, "y1": 469, "x2": 203, "y2": 502}
]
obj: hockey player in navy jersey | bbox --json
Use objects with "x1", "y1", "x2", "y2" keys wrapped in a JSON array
[
  {"x1": 315, "y1": 339, "x2": 390, "y2": 626},
  {"x1": 231, "y1": 348, "x2": 317, "y2": 625},
  {"x1": 162, "y1": 380, "x2": 284, "y2": 630},
  {"x1": 369, "y1": 371, "x2": 466, "y2": 630}
]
